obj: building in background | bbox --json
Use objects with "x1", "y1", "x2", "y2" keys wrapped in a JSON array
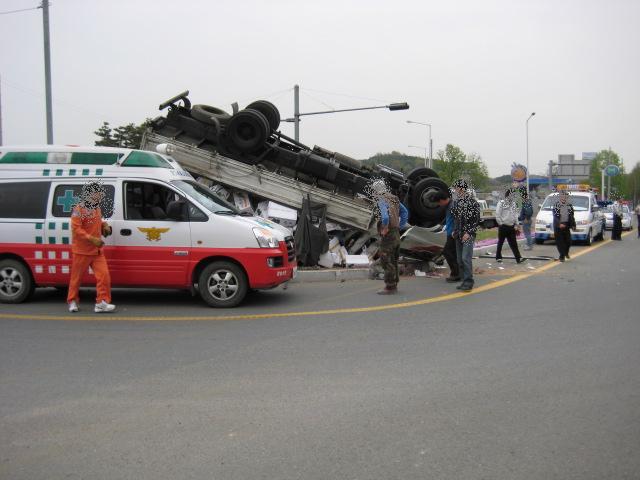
[{"x1": 552, "y1": 153, "x2": 592, "y2": 183}]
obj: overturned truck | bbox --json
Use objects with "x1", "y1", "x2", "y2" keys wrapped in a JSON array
[{"x1": 144, "y1": 91, "x2": 454, "y2": 262}]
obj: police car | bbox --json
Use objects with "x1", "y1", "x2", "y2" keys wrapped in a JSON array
[
  {"x1": 534, "y1": 186, "x2": 604, "y2": 245},
  {"x1": 0, "y1": 145, "x2": 296, "y2": 307}
]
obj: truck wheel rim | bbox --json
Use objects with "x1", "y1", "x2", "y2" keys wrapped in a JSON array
[
  {"x1": 207, "y1": 270, "x2": 239, "y2": 301},
  {"x1": 419, "y1": 187, "x2": 440, "y2": 209},
  {"x1": 0, "y1": 267, "x2": 23, "y2": 297}
]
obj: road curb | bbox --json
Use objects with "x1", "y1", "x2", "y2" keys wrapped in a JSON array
[{"x1": 291, "y1": 268, "x2": 370, "y2": 283}]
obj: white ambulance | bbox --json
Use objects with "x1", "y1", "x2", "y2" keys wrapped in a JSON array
[{"x1": 0, "y1": 145, "x2": 296, "y2": 307}]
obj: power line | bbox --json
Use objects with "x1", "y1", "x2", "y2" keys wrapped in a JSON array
[{"x1": 0, "y1": 5, "x2": 41, "y2": 15}]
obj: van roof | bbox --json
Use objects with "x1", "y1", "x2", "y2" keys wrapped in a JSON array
[{"x1": 0, "y1": 145, "x2": 193, "y2": 181}]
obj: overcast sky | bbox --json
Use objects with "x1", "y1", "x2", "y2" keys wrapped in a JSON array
[{"x1": 1, "y1": 0, "x2": 638, "y2": 176}]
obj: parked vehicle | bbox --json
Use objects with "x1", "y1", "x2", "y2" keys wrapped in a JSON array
[
  {"x1": 0, "y1": 146, "x2": 296, "y2": 307},
  {"x1": 534, "y1": 188, "x2": 605, "y2": 245},
  {"x1": 603, "y1": 204, "x2": 632, "y2": 230}
]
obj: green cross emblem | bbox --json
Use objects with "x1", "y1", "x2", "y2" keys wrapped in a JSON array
[{"x1": 56, "y1": 189, "x2": 78, "y2": 213}]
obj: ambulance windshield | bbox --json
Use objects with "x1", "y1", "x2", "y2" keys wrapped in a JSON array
[{"x1": 171, "y1": 180, "x2": 240, "y2": 215}]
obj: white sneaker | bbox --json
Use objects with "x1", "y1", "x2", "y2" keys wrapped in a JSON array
[
  {"x1": 68, "y1": 301, "x2": 79, "y2": 313},
  {"x1": 94, "y1": 300, "x2": 116, "y2": 313}
]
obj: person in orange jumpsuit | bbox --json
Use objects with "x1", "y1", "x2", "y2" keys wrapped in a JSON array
[{"x1": 66, "y1": 182, "x2": 115, "y2": 313}]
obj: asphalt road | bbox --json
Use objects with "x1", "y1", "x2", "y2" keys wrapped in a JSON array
[{"x1": 1, "y1": 233, "x2": 639, "y2": 479}]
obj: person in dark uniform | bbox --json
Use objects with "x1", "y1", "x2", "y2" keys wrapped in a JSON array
[
  {"x1": 434, "y1": 190, "x2": 460, "y2": 283},
  {"x1": 611, "y1": 201, "x2": 623, "y2": 241},
  {"x1": 371, "y1": 180, "x2": 408, "y2": 295},
  {"x1": 552, "y1": 191, "x2": 576, "y2": 262},
  {"x1": 451, "y1": 179, "x2": 480, "y2": 291}
]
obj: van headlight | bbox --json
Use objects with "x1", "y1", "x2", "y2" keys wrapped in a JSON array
[
  {"x1": 253, "y1": 227, "x2": 279, "y2": 248},
  {"x1": 535, "y1": 218, "x2": 547, "y2": 225},
  {"x1": 576, "y1": 220, "x2": 590, "y2": 225}
]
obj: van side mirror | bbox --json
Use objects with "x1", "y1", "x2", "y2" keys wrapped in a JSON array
[{"x1": 167, "y1": 200, "x2": 187, "y2": 221}]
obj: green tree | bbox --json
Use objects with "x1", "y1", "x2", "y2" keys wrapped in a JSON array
[
  {"x1": 433, "y1": 144, "x2": 490, "y2": 190},
  {"x1": 588, "y1": 149, "x2": 626, "y2": 197},
  {"x1": 361, "y1": 151, "x2": 424, "y2": 173},
  {"x1": 94, "y1": 119, "x2": 152, "y2": 148}
]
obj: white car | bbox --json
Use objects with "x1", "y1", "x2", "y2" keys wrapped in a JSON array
[
  {"x1": 534, "y1": 191, "x2": 604, "y2": 245},
  {"x1": 603, "y1": 204, "x2": 632, "y2": 230}
]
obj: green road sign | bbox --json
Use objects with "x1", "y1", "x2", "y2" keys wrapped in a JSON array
[{"x1": 605, "y1": 165, "x2": 620, "y2": 176}]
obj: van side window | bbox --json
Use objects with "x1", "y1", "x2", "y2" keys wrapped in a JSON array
[
  {"x1": 52, "y1": 184, "x2": 115, "y2": 218},
  {"x1": 124, "y1": 182, "x2": 206, "y2": 222},
  {"x1": 124, "y1": 182, "x2": 181, "y2": 221},
  {"x1": 0, "y1": 182, "x2": 50, "y2": 218}
]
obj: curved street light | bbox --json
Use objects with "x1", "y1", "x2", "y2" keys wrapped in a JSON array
[{"x1": 407, "y1": 120, "x2": 432, "y2": 168}]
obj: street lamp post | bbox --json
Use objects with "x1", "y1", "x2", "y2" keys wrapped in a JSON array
[
  {"x1": 406, "y1": 120, "x2": 432, "y2": 168},
  {"x1": 285, "y1": 85, "x2": 409, "y2": 142},
  {"x1": 408, "y1": 145, "x2": 428, "y2": 167},
  {"x1": 526, "y1": 112, "x2": 536, "y2": 193}
]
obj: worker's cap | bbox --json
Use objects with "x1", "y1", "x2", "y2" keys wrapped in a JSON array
[{"x1": 371, "y1": 179, "x2": 388, "y2": 195}]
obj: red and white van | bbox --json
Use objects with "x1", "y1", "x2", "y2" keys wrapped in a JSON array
[{"x1": 0, "y1": 145, "x2": 296, "y2": 307}]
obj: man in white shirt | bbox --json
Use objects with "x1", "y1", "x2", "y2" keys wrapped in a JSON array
[{"x1": 495, "y1": 189, "x2": 526, "y2": 263}]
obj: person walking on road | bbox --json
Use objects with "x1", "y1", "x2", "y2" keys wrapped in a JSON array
[
  {"x1": 67, "y1": 182, "x2": 116, "y2": 313},
  {"x1": 611, "y1": 201, "x2": 623, "y2": 241},
  {"x1": 635, "y1": 203, "x2": 640, "y2": 238},
  {"x1": 451, "y1": 179, "x2": 480, "y2": 292},
  {"x1": 434, "y1": 190, "x2": 460, "y2": 283},
  {"x1": 372, "y1": 180, "x2": 408, "y2": 295},
  {"x1": 519, "y1": 190, "x2": 534, "y2": 251},
  {"x1": 495, "y1": 189, "x2": 526, "y2": 264},
  {"x1": 552, "y1": 190, "x2": 576, "y2": 262}
]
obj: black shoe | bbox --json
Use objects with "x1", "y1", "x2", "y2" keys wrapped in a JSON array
[
  {"x1": 496, "y1": 259, "x2": 503, "y2": 263},
  {"x1": 459, "y1": 283, "x2": 473, "y2": 291},
  {"x1": 446, "y1": 276, "x2": 461, "y2": 283},
  {"x1": 559, "y1": 257, "x2": 565, "y2": 262},
  {"x1": 517, "y1": 257, "x2": 528, "y2": 264},
  {"x1": 565, "y1": 254, "x2": 570, "y2": 259}
]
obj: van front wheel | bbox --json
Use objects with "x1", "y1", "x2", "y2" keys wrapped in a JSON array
[
  {"x1": 198, "y1": 261, "x2": 248, "y2": 308},
  {"x1": 0, "y1": 259, "x2": 34, "y2": 304}
]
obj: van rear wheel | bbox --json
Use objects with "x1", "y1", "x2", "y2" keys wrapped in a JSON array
[
  {"x1": 198, "y1": 261, "x2": 248, "y2": 308},
  {"x1": 0, "y1": 259, "x2": 34, "y2": 304}
]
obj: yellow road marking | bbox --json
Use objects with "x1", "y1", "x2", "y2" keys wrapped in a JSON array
[{"x1": 0, "y1": 232, "x2": 631, "y2": 322}]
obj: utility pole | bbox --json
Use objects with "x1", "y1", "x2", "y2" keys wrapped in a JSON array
[
  {"x1": 548, "y1": 160, "x2": 554, "y2": 191},
  {"x1": 293, "y1": 84, "x2": 300, "y2": 142},
  {"x1": 41, "y1": 1, "x2": 54, "y2": 144}
]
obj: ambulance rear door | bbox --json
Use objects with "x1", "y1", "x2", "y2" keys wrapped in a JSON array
[{"x1": 45, "y1": 180, "x2": 117, "y2": 286}]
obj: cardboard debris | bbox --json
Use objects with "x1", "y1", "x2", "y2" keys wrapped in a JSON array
[
  {"x1": 256, "y1": 200, "x2": 297, "y2": 228},
  {"x1": 233, "y1": 192, "x2": 253, "y2": 212},
  {"x1": 415, "y1": 270, "x2": 427, "y2": 277}
]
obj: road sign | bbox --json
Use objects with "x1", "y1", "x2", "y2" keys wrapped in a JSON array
[{"x1": 605, "y1": 165, "x2": 620, "y2": 176}]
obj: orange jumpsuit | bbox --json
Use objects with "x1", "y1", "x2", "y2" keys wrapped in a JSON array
[{"x1": 66, "y1": 206, "x2": 112, "y2": 304}]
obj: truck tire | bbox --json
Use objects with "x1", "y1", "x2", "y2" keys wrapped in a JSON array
[
  {"x1": 226, "y1": 109, "x2": 270, "y2": 153},
  {"x1": 409, "y1": 177, "x2": 449, "y2": 222},
  {"x1": 246, "y1": 100, "x2": 280, "y2": 132},
  {"x1": 406, "y1": 167, "x2": 440, "y2": 183},
  {"x1": 191, "y1": 104, "x2": 231, "y2": 125},
  {"x1": 0, "y1": 259, "x2": 34, "y2": 304},
  {"x1": 198, "y1": 261, "x2": 248, "y2": 308}
]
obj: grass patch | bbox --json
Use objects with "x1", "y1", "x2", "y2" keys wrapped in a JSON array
[{"x1": 475, "y1": 229, "x2": 498, "y2": 241}]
